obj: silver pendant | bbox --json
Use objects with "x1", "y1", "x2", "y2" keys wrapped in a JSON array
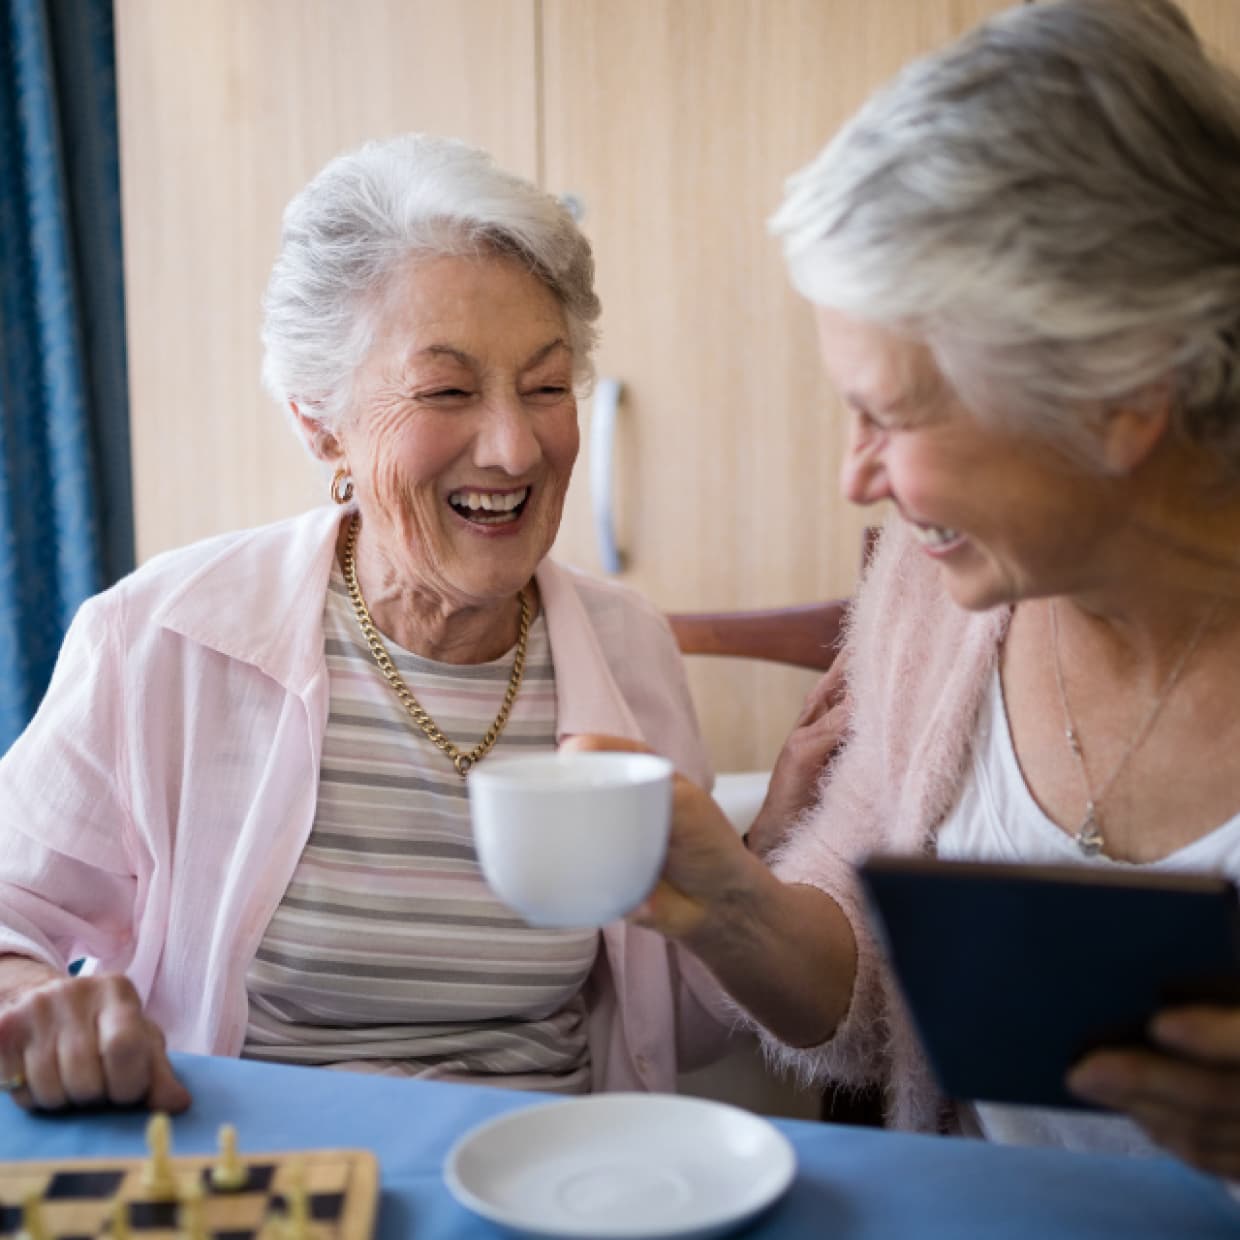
[{"x1": 1075, "y1": 806, "x2": 1104, "y2": 857}]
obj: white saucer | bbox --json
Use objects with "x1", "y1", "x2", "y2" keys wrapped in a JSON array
[{"x1": 444, "y1": 1093, "x2": 797, "y2": 1239}]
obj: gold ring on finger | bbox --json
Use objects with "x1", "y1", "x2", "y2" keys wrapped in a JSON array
[{"x1": 0, "y1": 1071, "x2": 25, "y2": 1093}]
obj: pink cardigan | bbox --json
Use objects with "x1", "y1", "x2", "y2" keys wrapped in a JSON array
[
  {"x1": 0, "y1": 506, "x2": 729, "y2": 1092},
  {"x1": 760, "y1": 517, "x2": 1008, "y2": 1131}
]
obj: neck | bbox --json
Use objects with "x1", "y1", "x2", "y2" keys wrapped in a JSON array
[
  {"x1": 340, "y1": 516, "x2": 528, "y2": 664},
  {"x1": 1052, "y1": 444, "x2": 1240, "y2": 672}
]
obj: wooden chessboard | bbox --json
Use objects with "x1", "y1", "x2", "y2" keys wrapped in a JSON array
[{"x1": 0, "y1": 1148, "x2": 379, "y2": 1240}]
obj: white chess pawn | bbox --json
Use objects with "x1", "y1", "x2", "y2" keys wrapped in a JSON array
[
  {"x1": 282, "y1": 1159, "x2": 312, "y2": 1240},
  {"x1": 178, "y1": 1178, "x2": 208, "y2": 1240},
  {"x1": 110, "y1": 1196, "x2": 132, "y2": 1240},
  {"x1": 141, "y1": 1112, "x2": 179, "y2": 1198},
  {"x1": 16, "y1": 1191, "x2": 48, "y2": 1240},
  {"x1": 211, "y1": 1124, "x2": 248, "y2": 1191}
]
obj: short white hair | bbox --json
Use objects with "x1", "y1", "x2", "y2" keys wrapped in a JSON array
[
  {"x1": 261, "y1": 133, "x2": 600, "y2": 432},
  {"x1": 772, "y1": 0, "x2": 1240, "y2": 469}
]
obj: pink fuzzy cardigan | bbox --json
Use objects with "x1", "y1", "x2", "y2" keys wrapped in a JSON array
[{"x1": 760, "y1": 518, "x2": 1009, "y2": 1131}]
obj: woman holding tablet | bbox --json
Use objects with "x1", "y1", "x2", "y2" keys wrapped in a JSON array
[{"x1": 574, "y1": 0, "x2": 1240, "y2": 1182}]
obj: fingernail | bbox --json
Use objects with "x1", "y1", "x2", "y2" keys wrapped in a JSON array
[
  {"x1": 1067, "y1": 1063, "x2": 1120, "y2": 1101},
  {"x1": 1149, "y1": 1012, "x2": 1191, "y2": 1045}
]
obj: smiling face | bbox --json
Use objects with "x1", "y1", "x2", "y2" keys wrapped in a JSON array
[
  {"x1": 815, "y1": 307, "x2": 1125, "y2": 611},
  {"x1": 324, "y1": 251, "x2": 579, "y2": 615}
]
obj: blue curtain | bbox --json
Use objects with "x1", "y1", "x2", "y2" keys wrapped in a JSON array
[{"x1": 0, "y1": 0, "x2": 132, "y2": 749}]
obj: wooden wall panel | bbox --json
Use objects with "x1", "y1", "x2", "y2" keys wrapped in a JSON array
[
  {"x1": 117, "y1": 0, "x2": 1232, "y2": 773},
  {"x1": 116, "y1": 0, "x2": 539, "y2": 562},
  {"x1": 1176, "y1": 1, "x2": 1240, "y2": 59},
  {"x1": 541, "y1": 0, "x2": 1012, "y2": 771}
]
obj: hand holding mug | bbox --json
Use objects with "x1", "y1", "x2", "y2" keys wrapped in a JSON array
[
  {"x1": 555, "y1": 736, "x2": 756, "y2": 943},
  {"x1": 468, "y1": 746, "x2": 675, "y2": 928}
]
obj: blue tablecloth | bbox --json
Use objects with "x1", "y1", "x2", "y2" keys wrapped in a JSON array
[{"x1": 1, "y1": 1054, "x2": 1237, "y2": 1237}]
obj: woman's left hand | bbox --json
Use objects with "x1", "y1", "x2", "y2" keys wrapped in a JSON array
[
  {"x1": 746, "y1": 657, "x2": 849, "y2": 857},
  {"x1": 1068, "y1": 1005, "x2": 1240, "y2": 1177}
]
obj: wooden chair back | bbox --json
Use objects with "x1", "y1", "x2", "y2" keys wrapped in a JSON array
[
  {"x1": 666, "y1": 601, "x2": 847, "y2": 672},
  {"x1": 666, "y1": 527, "x2": 877, "y2": 671}
]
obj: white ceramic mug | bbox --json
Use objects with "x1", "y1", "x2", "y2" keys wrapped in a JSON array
[{"x1": 466, "y1": 751, "x2": 674, "y2": 928}]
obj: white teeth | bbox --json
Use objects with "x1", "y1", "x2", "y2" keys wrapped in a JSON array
[
  {"x1": 911, "y1": 523, "x2": 961, "y2": 548},
  {"x1": 448, "y1": 487, "x2": 529, "y2": 513},
  {"x1": 448, "y1": 487, "x2": 529, "y2": 520}
]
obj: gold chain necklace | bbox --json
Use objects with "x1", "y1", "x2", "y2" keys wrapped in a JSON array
[
  {"x1": 341, "y1": 514, "x2": 530, "y2": 777},
  {"x1": 1049, "y1": 600, "x2": 1213, "y2": 857}
]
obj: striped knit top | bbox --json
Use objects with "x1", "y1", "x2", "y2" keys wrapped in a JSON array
[{"x1": 241, "y1": 565, "x2": 598, "y2": 1092}]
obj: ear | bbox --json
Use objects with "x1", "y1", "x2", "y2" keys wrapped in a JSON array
[
  {"x1": 1097, "y1": 390, "x2": 1173, "y2": 475},
  {"x1": 290, "y1": 400, "x2": 344, "y2": 465}
]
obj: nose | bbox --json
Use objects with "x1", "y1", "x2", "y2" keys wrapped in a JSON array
[
  {"x1": 474, "y1": 397, "x2": 542, "y2": 476},
  {"x1": 839, "y1": 415, "x2": 890, "y2": 507}
]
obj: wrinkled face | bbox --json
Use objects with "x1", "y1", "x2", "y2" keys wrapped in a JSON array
[
  {"x1": 332, "y1": 252, "x2": 579, "y2": 609},
  {"x1": 815, "y1": 307, "x2": 1115, "y2": 611}
]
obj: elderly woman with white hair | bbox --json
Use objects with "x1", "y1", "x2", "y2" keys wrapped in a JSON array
[
  {"x1": 0, "y1": 134, "x2": 728, "y2": 1112},
  {"x1": 573, "y1": 0, "x2": 1240, "y2": 1180}
]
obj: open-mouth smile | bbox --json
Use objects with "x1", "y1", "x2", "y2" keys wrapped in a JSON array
[
  {"x1": 447, "y1": 486, "x2": 531, "y2": 526},
  {"x1": 909, "y1": 521, "x2": 964, "y2": 552}
]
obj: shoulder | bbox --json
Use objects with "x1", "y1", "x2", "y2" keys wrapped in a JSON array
[
  {"x1": 536, "y1": 558, "x2": 711, "y2": 786},
  {"x1": 68, "y1": 508, "x2": 339, "y2": 665},
  {"x1": 539, "y1": 559, "x2": 675, "y2": 644},
  {"x1": 118, "y1": 510, "x2": 331, "y2": 598},
  {"x1": 541, "y1": 558, "x2": 665, "y2": 615},
  {"x1": 81, "y1": 508, "x2": 334, "y2": 622}
]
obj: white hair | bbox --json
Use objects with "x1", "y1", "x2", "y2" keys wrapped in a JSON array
[
  {"x1": 261, "y1": 133, "x2": 600, "y2": 433},
  {"x1": 772, "y1": 0, "x2": 1240, "y2": 470}
]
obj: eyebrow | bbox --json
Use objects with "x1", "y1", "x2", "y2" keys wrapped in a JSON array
[
  {"x1": 845, "y1": 370, "x2": 943, "y2": 420},
  {"x1": 844, "y1": 391, "x2": 902, "y2": 419},
  {"x1": 414, "y1": 339, "x2": 571, "y2": 370}
]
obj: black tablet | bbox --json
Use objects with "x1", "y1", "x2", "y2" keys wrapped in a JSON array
[{"x1": 857, "y1": 856, "x2": 1240, "y2": 1110}]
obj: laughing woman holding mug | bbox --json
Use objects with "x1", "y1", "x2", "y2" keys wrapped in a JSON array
[
  {"x1": 572, "y1": 0, "x2": 1240, "y2": 1183},
  {"x1": 0, "y1": 134, "x2": 729, "y2": 1112}
]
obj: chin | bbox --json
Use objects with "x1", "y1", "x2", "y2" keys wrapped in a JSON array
[
  {"x1": 457, "y1": 561, "x2": 541, "y2": 602},
  {"x1": 940, "y1": 571, "x2": 1020, "y2": 614},
  {"x1": 449, "y1": 535, "x2": 547, "y2": 592}
]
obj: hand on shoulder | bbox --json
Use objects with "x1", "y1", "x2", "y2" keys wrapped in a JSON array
[{"x1": 746, "y1": 658, "x2": 850, "y2": 858}]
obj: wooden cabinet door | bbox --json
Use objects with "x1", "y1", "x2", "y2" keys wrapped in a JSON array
[
  {"x1": 541, "y1": 0, "x2": 1013, "y2": 771},
  {"x1": 116, "y1": 0, "x2": 539, "y2": 562},
  {"x1": 1175, "y1": 2, "x2": 1240, "y2": 57}
]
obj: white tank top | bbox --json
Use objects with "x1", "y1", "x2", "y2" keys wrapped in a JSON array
[{"x1": 936, "y1": 667, "x2": 1240, "y2": 1156}]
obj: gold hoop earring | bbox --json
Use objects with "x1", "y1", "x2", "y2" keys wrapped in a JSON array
[{"x1": 330, "y1": 467, "x2": 354, "y2": 505}]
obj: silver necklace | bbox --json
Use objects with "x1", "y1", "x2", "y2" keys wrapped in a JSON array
[{"x1": 1049, "y1": 600, "x2": 1213, "y2": 857}]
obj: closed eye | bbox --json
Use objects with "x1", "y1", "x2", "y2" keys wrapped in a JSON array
[
  {"x1": 850, "y1": 403, "x2": 893, "y2": 434},
  {"x1": 526, "y1": 384, "x2": 571, "y2": 401}
]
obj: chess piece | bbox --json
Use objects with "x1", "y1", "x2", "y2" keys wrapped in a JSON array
[
  {"x1": 211, "y1": 1124, "x2": 248, "y2": 1191},
  {"x1": 178, "y1": 1178, "x2": 208, "y2": 1240},
  {"x1": 109, "y1": 1196, "x2": 132, "y2": 1240},
  {"x1": 141, "y1": 1112, "x2": 179, "y2": 1198},
  {"x1": 16, "y1": 1191, "x2": 48, "y2": 1240},
  {"x1": 283, "y1": 1158, "x2": 312, "y2": 1240}
]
